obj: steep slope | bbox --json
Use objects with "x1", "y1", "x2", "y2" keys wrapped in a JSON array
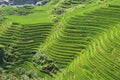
[
  {"x1": 56, "y1": 25, "x2": 120, "y2": 80},
  {"x1": 0, "y1": 0, "x2": 120, "y2": 80},
  {"x1": 0, "y1": 23, "x2": 53, "y2": 68},
  {"x1": 39, "y1": 0, "x2": 120, "y2": 79},
  {"x1": 55, "y1": 6, "x2": 120, "y2": 80}
]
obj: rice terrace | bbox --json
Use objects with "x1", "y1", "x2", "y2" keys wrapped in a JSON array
[{"x1": 0, "y1": 0, "x2": 120, "y2": 80}]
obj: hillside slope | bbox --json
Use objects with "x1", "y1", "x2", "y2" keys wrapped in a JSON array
[{"x1": 0, "y1": 0, "x2": 120, "y2": 80}]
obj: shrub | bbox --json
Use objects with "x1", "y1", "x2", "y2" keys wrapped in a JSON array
[
  {"x1": 33, "y1": 50, "x2": 59, "y2": 75},
  {"x1": 53, "y1": 8, "x2": 65, "y2": 15}
]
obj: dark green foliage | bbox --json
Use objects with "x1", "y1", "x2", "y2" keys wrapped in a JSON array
[
  {"x1": 0, "y1": 6, "x2": 34, "y2": 16},
  {"x1": 15, "y1": 67, "x2": 37, "y2": 79},
  {"x1": 16, "y1": 68, "x2": 26, "y2": 75},
  {"x1": 16, "y1": 7, "x2": 33, "y2": 15},
  {"x1": 33, "y1": 50, "x2": 59, "y2": 76},
  {"x1": 41, "y1": 63, "x2": 59, "y2": 76},
  {"x1": 16, "y1": 4, "x2": 35, "y2": 15},
  {"x1": 0, "y1": 7, "x2": 17, "y2": 16},
  {"x1": 0, "y1": 47, "x2": 4, "y2": 64},
  {"x1": 53, "y1": 8, "x2": 65, "y2": 15},
  {"x1": 0, "y1": 67, "x2": 3, "y2": 74},
  {"x1": 109, "y1": 5, "x2": 120, "y2": 8}
]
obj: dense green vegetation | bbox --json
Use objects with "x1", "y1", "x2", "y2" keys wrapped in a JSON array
[{"x1": 0, "y1": 0, "x2": 120, "y2": 80}]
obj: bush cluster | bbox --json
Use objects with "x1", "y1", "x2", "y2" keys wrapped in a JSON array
[{"x1": 0, "y1": 5, "x2": 34, "y2": 16}]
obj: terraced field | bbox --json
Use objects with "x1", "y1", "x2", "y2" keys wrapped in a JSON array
[
  {"x1": 0, "y1": 0, "x2": 120, "y2": 80},
  {"x1": 54, "y1": 5, "x2": 120, "y2": 80}
]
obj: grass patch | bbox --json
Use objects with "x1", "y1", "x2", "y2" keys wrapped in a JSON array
[
  {"x1": 5, "y1": 5, "x2": 52, "y2": 24},
  {"x1": 5, "y1": 10, "x2": 51, "y2": 24}
]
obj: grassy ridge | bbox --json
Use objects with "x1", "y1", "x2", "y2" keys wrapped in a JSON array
[{"x1": 0, "y1": 0, "x2": 120, "y2": 79}]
